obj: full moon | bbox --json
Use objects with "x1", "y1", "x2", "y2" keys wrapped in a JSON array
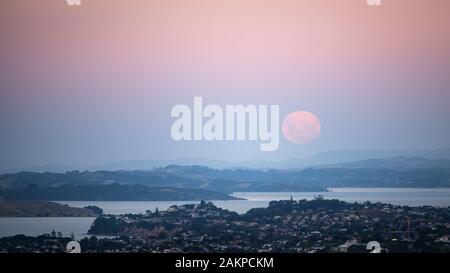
[{"x1": 282, "y1": 111, "x2": 321, "y2": 145}]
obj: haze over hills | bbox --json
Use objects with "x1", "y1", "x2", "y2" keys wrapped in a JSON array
[
  {"x1": 2, "y1": 148, "x2": 450, "y2": 174},
  {"x1": 1, "y1": 156, "x2": 450, "y2": 201},
  {"x1": 310, "y1": 156, "x2": 450, "y2": 171},
  {"x1": 307, "y1": 148, "x2": 450, "y2": 166}
]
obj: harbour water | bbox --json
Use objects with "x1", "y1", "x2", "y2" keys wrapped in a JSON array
[{"x1": 1, "y1": 188, "x2": 450, "y2": 239}]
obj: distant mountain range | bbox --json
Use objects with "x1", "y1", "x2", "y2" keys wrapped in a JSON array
[
  {"x1": 1, "y1": 156, "x2": 450, "y2": 201},
  {"x1": 306, "y1": 148, "x2": 450, "y2": 166},
  {"x1": 3, "y1": 148, "x2": 450, "y2": 173},
  {"x1": 309, "y1": 156, "x2": 450, "y2": 171}
]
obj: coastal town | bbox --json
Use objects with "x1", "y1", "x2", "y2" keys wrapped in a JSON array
[{"x1": 1, "y1": 198, "x2": 449, "y2": 253}]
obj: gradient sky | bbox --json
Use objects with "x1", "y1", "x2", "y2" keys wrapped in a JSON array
[{"x1": 1, "y1": 0, "x2": 450, "y2": 169}]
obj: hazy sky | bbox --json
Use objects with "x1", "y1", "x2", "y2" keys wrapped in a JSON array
[{"x1": 1, "y1": 0, "x2": 450, "y2": 169}]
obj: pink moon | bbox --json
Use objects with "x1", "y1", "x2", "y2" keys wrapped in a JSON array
[{"x1": 282, "y1": 111, "x2": 321, "y2": 145}]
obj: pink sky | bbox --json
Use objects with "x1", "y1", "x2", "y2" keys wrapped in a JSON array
[
  {"x1": 1, "y1": 0, "x2": 450, "y2": 167},
  {"x1": 2, "y1": 0, "x2": 449, "y2": 90}
]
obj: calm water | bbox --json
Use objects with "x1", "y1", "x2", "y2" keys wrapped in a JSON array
[
  {"x1": 1, "y1": 188, "x2": 450, "y2": 238},
  {"x1": 0, "y1": 217, "x2": 96, "y2": 240}
]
